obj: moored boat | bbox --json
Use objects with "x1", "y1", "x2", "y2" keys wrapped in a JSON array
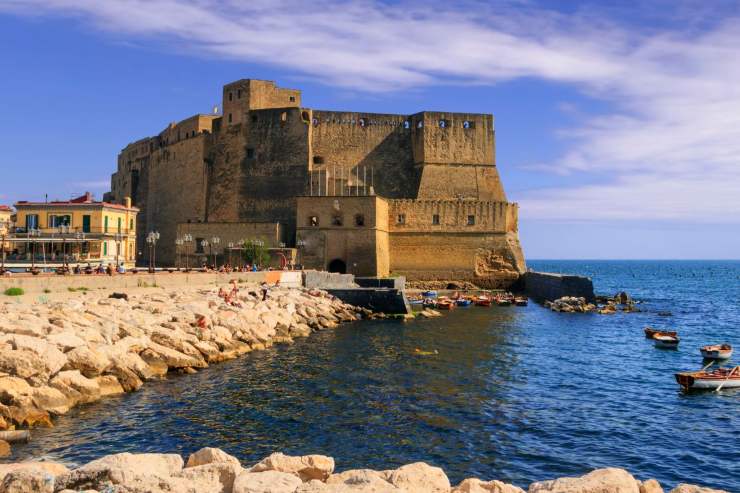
[
  {"x1": 675, "y1": 366, "x2": 740, "y2": 391},
  {"x1": 644, "y1": 327, "x2": 677, "y2": 339},
  {"x1": 654, "y1": 334, "x2": 680, "y2": 349},
  {"x1": 495, "y1": 296, "x2": 513, "y2": 306},
  {"x1": 422, "y1": 298, "x2": 437, "y2": 308},
  {"x1": 421, "y1": 290, "x2": 437, "y2": 298},
  {"x1": 700, "y1": 344, "x2": 733, "y2": 360},
  {"x1": 436, "y1": 299, "x2": 456, "y2": 310},
  {"x1": 514, "y1": 297, "x2": 528, "y2": 306},
  {"x1": 474, "y1": 296, "x2": 492, "y2": 307},
  {"x1": 456, "y1": 298, "x2": 473, "y2": 307}
]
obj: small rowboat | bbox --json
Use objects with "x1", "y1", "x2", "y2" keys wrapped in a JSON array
[
  {"x1": 421, "y1": 290, "x2": 437, "y2": 297},
  {"x1": 456, "y1": 299, "x2": 472, "y2": 307},
  {"x1": 700, "y1": 344, "x2": 733, "y2": 360},
  {"x1": 436, "y1": 300, "x2": 456, "y2": 310},
  {"x1": 474, "y1": 296, "x2": 492, "y2": 307},
  {"x1": 675, "y1": 366, "x2": 740, "y2": 391},
  {"x1": 496, "y1": 297, "x2": 513, "y2": 306},
  {"x1": 644, "y1": 327, "x2": 677, "y2": 339},
  {"x1": 422, "y1": 298, "x2": 437, "y2": 309},
  {"x1": 654, "y1": 334, "x2": 680, "y2": 349},
  {"x1": 514, "y1": 297, "x2": 528, "y2": 306}
]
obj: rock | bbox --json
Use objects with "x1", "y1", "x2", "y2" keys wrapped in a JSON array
[
  {"x1": 0, "y1": 376, "x2": 33, "y2": 400},
  {"x1": 325, "y1": 469, "x2": 400, "y2": 492},
  {"x1": 250, "y1": 452, "x2": 335, "y2": 481},
  {"x1": 3, "y1": 335, "x2": 67, "y2": 379},
  {"x1": 0, "y1": 462, "x2": 69, "y2": 484},
  {"x1": 639, "y1": 479, "x2": 663, "y2": 493},
  {"x1": 0, "y1": 440, "x2": 9, "y2": 458},
  {"x1": 233, "y1": 470, "x2": 303, "y2": 493},
  {"x1": 56, "y1": 452, "x2": 184, "y2": 490},
  {"x1": 0, "y1": 468, "x2": 55, "y2": 493},
  {"x1": 0, "y1": 349, "x2": 52, "y2": 386},
  {"x1": 528, "y1": 468, "x2": 639, "y2": 493},
  {"x1": 669, "y1": 485, "x2": 730, "y2": 493},
  {"x1": 175, "y1": 462, "x2": 243, "y2": 492},
  {"x1": 614, "y1": 292, "x2": 631, "y2": 304},
  {"x1": 50, "y1": 370, "x2": 101, "y2": 405},
  {"x1": 186, "y1": 447, "x2": 241, "y2": 468},
  {"x1": 454, "y1": 478, "x2": 526, "y2": 493},
  {"x1": 45, "y1": 332, "x2": 86, "y2": 353},
  {"x1": 96, "y1": 375, "x2": 126, "y2": 397},
  {"x1": 30, "y1": 386, "x2": 72, "y2": 415},
  {"x1": 64, "y1": 346, "x2": 109, "y2": 378},
  {"x1": 388, "y1": 463, "x2": 451, "y2": 493}
]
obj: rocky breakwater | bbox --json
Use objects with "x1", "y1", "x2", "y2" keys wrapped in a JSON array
[
  {"x1": 0, "y1": 449, "x2": 729, "y2": 493},
  {"x1": 544, "y1": 292, "x2": 640, "y2": 314},
  {"x1": 0, "y1": 285, "x2": 363, "y2": 444}
]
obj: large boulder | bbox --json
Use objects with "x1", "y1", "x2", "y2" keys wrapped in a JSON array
[
  {"x1": 55, "y1": 452, "x2": 184, "y2": 491},
  {"x1": 454, "y1": 478, "x2": 525, "y2": 493},
  {"x1": 64, "y1": 346, "x2": 109, "y2": 378},
  {"x1": 0, "y1": 440, "x2": 9, "y2": 458},
  {"x1": 324, "y1": 469, "x2": 400, "y2": 492},
  {"x1": 639, "y1": 479, "x2": 663, "y2": 493},
  {"x1": 175, "y1": 462, "x2": 243, "y2": 492},
  {"x1": 30, "y1": 386, "x2": 72, "y2": 415},
  {"x1": 3, "y1": 335, "x2": 67, "y2": 378},
  {"x1": 250, "y1": 452, "x2": 335, "y2": 481},
  {"x1": 50, "y1": 370, "x2": 101, "y2": 405},
  {"x1": 95, "y1": 375, "x2": 125, "y2": 397},
  {"x1": 387, "y1": 463, "x2": 450, "y2": 493},
  {"x1": 186, "y1": 447, "x2": 241, "y2": 468},
  {"x1": 233, "y1": 470, "x2": 303, "y2": 493},
  {"x1": 528, "y1": 468, "x2": 640, "y2": 493},
  {"x1": 0, "y1": 349, "x2": 52, "y2": 386},
  {"x1": 0, "y1": 469, "x2": 55, "y2": 493},
  {"x1": 669, "y1": 485, "x2": 730, "y2": 493},
  {"x1": 0, "y1": 462, "x2": 69, "y2": 484},
  {"x1": 46, "y1": 332, "x2": 86, "y2": 352}
]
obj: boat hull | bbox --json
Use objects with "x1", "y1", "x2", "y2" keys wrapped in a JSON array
[
  {"x1": 675, "y1": 370, "x2": 740, "y2": 390},
  {"x1": 700, "y1": 347, "x2": 733, "y2": 360},
  {"x1": 654, "y1": 338, "x2": 679, "y2": 349}
]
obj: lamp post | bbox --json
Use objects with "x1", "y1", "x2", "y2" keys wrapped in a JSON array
[
  {"x1": 115, "y1": 232, "x2": 123, "y2": 269},
  {"x1": 146, "y1": 231, "x2": 160, "y2": 273},
  {"x1": 200, "y1": 239, "x2": 209, "y2": 268},
  {"x1": 58, "y1": 224, "x2": 70, "y2": 270},
  {"x1": 296, "y1": 238, "x2": 306, "y2": 270},
  {"x1": 29, "y1": 228, "x2": 40, "y2": 271},
  {"x1": 183, "y1": 234, "x2": 192, "y2": 271},
  {"x1": 210, "y1": 236, "x2": 220, "y2": 268},
  {"x1": 75, "y1": 231, "x2": 84, "y2": 267},
  {"x1": 174, "y1": 238, "x2": 183, "y2": 269},
  {"x1": 227, "y1": 242, "x2": 234, "y2": 267}
]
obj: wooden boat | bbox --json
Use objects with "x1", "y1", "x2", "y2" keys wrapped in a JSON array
[
  {"x1": 456, "y1": 298, "x2": 472, "y2": 307},
  {"x1": 421, "y1": 290, "x2": 437, "y2": 297},
  {"x1": 514, "y1": 297, "x2": 528, "y2": 306},
  {"x1": 422, "y1": 298, "x2": 437, "y2": 309},
  {"x1": 700, "y1": 344, "x2": 733, "y2": 360},
  {"x1": 496, "y1": 296, "x2": 513, "y2": 306},
  {"x1": 436, "y1": 299, "x2": 456, "y2": 310},
  {"x1": 675, "y1": 366, "x2": 740, "y2": 391},
  {"x1": 654, "y1": 334, "x2": 680, "y2": 349},
  {"x1": 644, "y1": 327, "x2": 677, "y2": 339},
  {"x1": 474, "y1": 296, "x2": 492, "y2": 307}
]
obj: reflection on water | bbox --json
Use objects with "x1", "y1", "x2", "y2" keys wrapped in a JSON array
[{"x1": 7, "y1": 261, "x2": 740, "y2": 491}]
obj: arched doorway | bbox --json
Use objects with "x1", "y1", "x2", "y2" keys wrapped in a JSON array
[{"x1": 328, "y1": 258, "x2": 347, "y2": 274}]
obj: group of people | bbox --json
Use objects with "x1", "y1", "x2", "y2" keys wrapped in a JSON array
[{"x1": 216, "y1": 279, "x2": 279, "y2": 306}]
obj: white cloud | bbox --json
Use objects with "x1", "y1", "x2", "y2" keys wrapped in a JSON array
[{"x1": 2, "y1": 0, "x2": 739, "y2": 223}]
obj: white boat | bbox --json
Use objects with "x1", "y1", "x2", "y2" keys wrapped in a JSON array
[
  {"x1": 675, "y1": 366, "x2": 740, "y2": 391},
  {"x1": 654, "y1": 335, "x2": 680, "y2": 349},
  {"x1": 699, "y1": 344, "x2": 733, "y2": 360}
]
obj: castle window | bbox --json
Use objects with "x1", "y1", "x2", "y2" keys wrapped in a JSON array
[
  {"x1": 355, "y1": 214, "x2": 365, "y2": 227},
  {"x1": 312, "y1": 118, "x2": 320, "y2": 127},
  {"x1": 313, "y1": 156, "x2": 325, "y2": 165},
  {"x1": 251, "y1": 114, "x2": 258, "y2": 123},
  {"x1": 403, "y1": 120, "x2": 411, "y2": 129},
  {"x1": 290, "y1": 96, "x2": 296, "y2": 102},
  {"x1": 228, "y1": 92, "x2": 233, "y2": 102},
  {"x1": 359, "y1": 118, "x2": 366, "y2": 127},
  {"x1": 439, "y1": 119, "x2": 449, "y2": 128},
  {"x1": 417, "y1": 120, "x2": 424, "y2": 128},
  {"x1": 309, "y1": 216, "x2": 319, "y2": 227},
  {"x1": 302, "y1": 111, "x2": 310, "y2": 122},
  {"x1": 332, "y1": 215, "x2": 343, "y2": 226},
  {"x1": 397, "y1": 214, "x2": 406, "y2": 225},
  {"x1": 463, "y1": 120, "x2": 475, "y2": 129},
  {"x1": 432, "y1": 214, "x2": 440, "y2": 225},
  {"x1": 467, "y1": 215, "x2": 476, "y2": 226},
  {"x1": 195, "y1": 238, "x2": 205, "y2": 253},
  {"x1": 280, "y1": 112, "x2": 287, "y2": 123},
  {"x1": 246, "y1": 148, "x2": 255, "y2": 159},
  {"x1": 237, "y1": 89, "x2": 241, "y2": 99},
  {"x1": 228, "y1": 113, "x2": 233, "y2": 123}
]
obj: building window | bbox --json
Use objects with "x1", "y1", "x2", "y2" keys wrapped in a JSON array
[
  {"x1": 251, "y1": 114, "x2": 258, "y2": 123},
  {"x1": 439, "y1": 119, "x2": 449, "y2": 128},
  {"x1": 463, "y1": 120, "x2": 475, "y2": 129},
  {"x1": 280, "y1": 112, "x2": 287, "y2": 123},
  {"x1": 195, "y1": 238, "x2": 205, "y2": 253},
  {"x1": 403, "y1": 120, "x2": 411, "y2": 129},
  {"x1": 397, "y1": 214, "x2": 406, "y2": 225},
  {"x1": 246, "y1": 148, "x2": 255, "y2": 159},
  {"x1": 355, "y1": 214, "x2": 365, "y2": 226},
  {"x1": 359, "y1": 118, "x2": 366, "y2": 127},
  {"x1": 25, "y1": 214, "x2": 39, "y2": 230},
  {"x1": 467, "y1": 215, "x2": 475, "y2": 226},
  {"x1": 229, "y1": 92, "x2": 233, "y2": 101},
  {"x1": 49, "y1": 215, "x2": 71, "y2": 228},
  {"x1": 417, "y1": 120, "x2": 423, "y2": 128},
  {"x1": 301, "y1": 111, "x2": 310, "y2": 122},
  {"x1": 83, "y1": 215, "x2": 91, "y2": 233},
  {"x1": 129, "y1": 218, "x2": 133, "y2": 231},
  {"x1": 237, "y1": 89, "x2": 241, "y2": 99},
  {"x1": 313, "y1": 156, "x2": 324, "y2": 164},
  {"x1": 117, "y1": 217, "x2": 122, "y2": 233},
  {"x1": 312, "y1": 117, "x2": 320, "y2": 127},
  {"x1": 332, "y1": 215, "x2": 343, "y2": 226},
  {"x1": 432, "y1": 214, "x2": 440, "y2": 225},
  {"x1": 289, "y1": 96, "x2": 296, "y2": 102},
  {"x1": 103, "y1": 242, "x2": 108, "y2": 256},
  {"x1": 309, "y1": 216, "x2": 319, "y2": 227},
  {"x1": 228, "y1": 113, "x2": 233, "y2": 123},
  {"x1": 104, "y1": 216, "x2": 109, "y2": 233}
]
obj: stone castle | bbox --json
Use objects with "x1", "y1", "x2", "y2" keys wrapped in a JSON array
[{"x1": 106, "y1": 79, "x2": 525, "y2": 287}]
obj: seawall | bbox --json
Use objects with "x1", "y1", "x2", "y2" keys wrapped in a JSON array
[{"x1": 523, "y1": 271, "x2": 595, "y2": 303}]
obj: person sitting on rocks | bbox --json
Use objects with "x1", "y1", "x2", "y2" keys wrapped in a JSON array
[{"x1": 260, "y1": 281, "x2": 270, "y2": 301}]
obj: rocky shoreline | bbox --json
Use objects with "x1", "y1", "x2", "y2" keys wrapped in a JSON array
[
  {"x1": 0, "y1": 448, "x2": 729, "y2": 492},
  {"x1": 0, "y1": 283, "x2": 363, "y2": 440}
]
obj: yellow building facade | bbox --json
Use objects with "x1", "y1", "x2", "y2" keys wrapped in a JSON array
[{"x1": 13, "y1": 193, "x2": 138, "y2": 267}]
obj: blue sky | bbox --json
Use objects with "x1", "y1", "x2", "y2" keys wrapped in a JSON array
[{"x1": 1, "y1": 0, "x2": 739, "y2": 259}]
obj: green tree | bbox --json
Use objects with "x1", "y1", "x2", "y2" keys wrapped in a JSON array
[{"x1": 242, "y1": 238, "x2": 271, "y2": 267}]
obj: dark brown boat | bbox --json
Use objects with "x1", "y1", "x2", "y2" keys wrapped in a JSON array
[{"x1": 644, "y1": 327, "x2": 677, "y2": 339}]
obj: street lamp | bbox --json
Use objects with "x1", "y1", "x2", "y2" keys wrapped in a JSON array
[
  {"x1": 183, "y1": 233, "x2": 193, "y2": 271},
  {"x1": 75, "y1": 231, "x2": 85, "y2": 266},
  {"x1": 58, "y1": 224, "x2": 70, "y2": 271},
  {"x1": 210, "y1": 236, "x2": 220, "y2": 268},
  {"x1": 115, "y1": 232, "x2": 123, "y2": 270},
  {"x1": 227, "y1": 242, "x2": 234, "y2": 267},
  {"x1": 29, "y1": 228, "x2": 40, "y2": 272},
  {"x1": 175, "y1": 238, "x2": 184, "y2": 269},
  {"x1": 296, "y1": 238, "x2": 306, "y2": 270},
  {"x1": 146, "y1": 231, "x2": 160, "y2": 273}
]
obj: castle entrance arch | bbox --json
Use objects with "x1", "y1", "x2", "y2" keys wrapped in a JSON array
[{"x1": 328, "y1": 258, "x2": 347, "y2": 274}]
